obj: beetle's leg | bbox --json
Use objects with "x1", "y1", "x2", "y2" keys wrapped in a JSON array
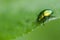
[
  {"x1": 42, "y1": 18, "x2": 46, "y2": 25},
  {"x1": 49, "y1": 15, "x2": 55, "y2": 18},
  {"x1": 42, "y1": 21, "x2": 45, "y2": 25}
]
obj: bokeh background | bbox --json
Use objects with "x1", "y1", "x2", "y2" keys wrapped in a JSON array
[{"x1": 0, "y1": 0, "x2": 60, "y2": 40}]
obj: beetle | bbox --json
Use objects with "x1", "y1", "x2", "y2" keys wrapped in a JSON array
[{"x1": 37, "y1": 9, "x2": 54, "y2": 24}]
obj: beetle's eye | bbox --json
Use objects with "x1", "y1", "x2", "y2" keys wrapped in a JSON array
[{"x1": 44, "y1": 10, "x2": 52, "y2": 16}]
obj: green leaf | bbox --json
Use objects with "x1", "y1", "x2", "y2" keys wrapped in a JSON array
[{"x1": 0, "y1": 0, "x2": 60, "y2": 40}]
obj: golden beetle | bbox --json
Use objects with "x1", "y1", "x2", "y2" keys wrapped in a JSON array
[{"x1": 37, "y1": 9, "x2": 54, "y2": 24}]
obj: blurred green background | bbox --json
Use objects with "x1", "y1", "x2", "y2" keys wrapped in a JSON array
[{"x1": 0, "y1": 0, "x2": 60, "y2": 40}]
